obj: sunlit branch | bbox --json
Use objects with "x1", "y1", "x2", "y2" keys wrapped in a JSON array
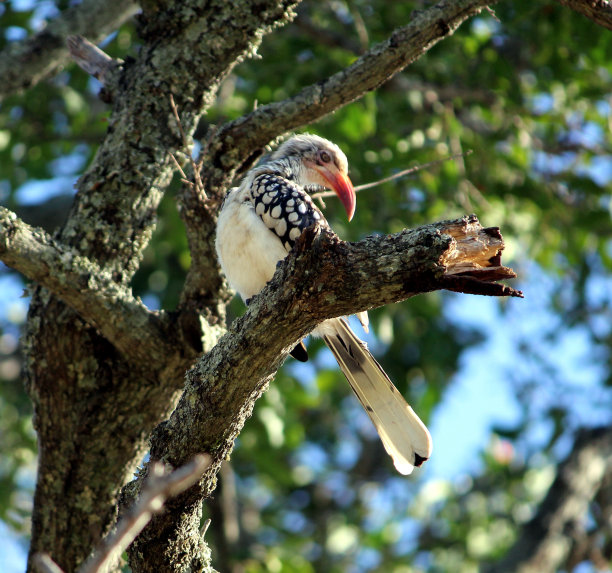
[
  {"x1": 181, "y1": 0, "x2": 494, "y2": 311},
  {"x1": 197, "y1": 0, "x2": 497, "y2": 196},
  {"x1": 32, "y1": 456, "x2": 211, "y2": 573},
  {"x1": 150, "y1": 214, "x2": 521, "y2": 468},
  {"x1": 312, "y1": 151, "x2": 473, "y2": 200},
  {"x1": 67, "y1": 35, "x2": 121, "y2": 86},
  {"x1": 168, "y1": 94, "x2": 208, "y2": 201},
  {"x1": 0, "y1": 207, "x2": 173, "y2": 367}
]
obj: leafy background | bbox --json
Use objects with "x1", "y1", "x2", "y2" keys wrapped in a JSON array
[{"x1": 1, "y1": 0, "x2": 611, "y2": 571}]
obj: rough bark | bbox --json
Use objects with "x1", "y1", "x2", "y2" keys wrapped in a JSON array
[
  {"x1": 0, "y1": 207, "x2": 174, "y2": 365},
  {"x1": 552, "y1": 0, "x2": 612, "y2": 30},
  {"x1": 2, "y1": 197, "x2": 519, "y2": 573},
  {"x1": 0, "y1": 0, "x2": 559, "y2": 571},
  {"x1": 32, "y1": 457, "x2": 211, "y2": 573},
  {"x1": 126, "y1": 215, "x2": 520, "y2": 572},
  {"x1": 22, "y1": 1, "x2": 300, "y2": 571},
  {"x1": 180, "y1": 0, "x2": 499, "y2": 308}
]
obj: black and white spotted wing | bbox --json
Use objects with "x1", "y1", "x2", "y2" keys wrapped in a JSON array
[{"x1": 250, "y1": 173, "x2": 329, "y2": 251}]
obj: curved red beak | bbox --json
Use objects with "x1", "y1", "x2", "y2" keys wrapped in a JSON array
[{"x1": 318, "y1": 168, "x2": 356, "y2": 221}]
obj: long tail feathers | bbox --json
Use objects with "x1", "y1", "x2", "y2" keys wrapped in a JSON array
[{"x1": 322, "y1": 318, "x2": 432, "y2": 475}]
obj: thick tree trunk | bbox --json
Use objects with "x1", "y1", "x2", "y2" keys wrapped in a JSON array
[
  {"x1": 125, "y1": 215, "x2": 521, "y2": 572},
  {"x1": 0, "y1": 1, "x2": 516, "y2": 571},
  {"x1": 21, "y1": 2, "x2": 300, "y2": 570}
]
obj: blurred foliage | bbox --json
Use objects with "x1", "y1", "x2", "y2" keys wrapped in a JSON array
[{"x1": 1, "y1": 0, "x2": 612, "y2": 571}]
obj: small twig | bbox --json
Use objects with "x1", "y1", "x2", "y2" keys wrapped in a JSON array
[
  {"x1": 169, "y1": 152, "x2": 192, "y2": 186},
  {"x1": 311, "y1": 150, "x2": 473, "y2": 199},
  {"x1": 169, "y1": 94, "x2": 208, "y2": 200},
  {"x1": 81, "y1": 455, "x2": 210, "y2": 573},
  {"x1": 31, "y1": 553, "x2": 64, "y2": 573},
  {"x1": 169, "y1": 94, "x2": 190, "y2": 150},
  {"x1": 32, "y1": 456, "x2": 211, "y2": 573},
  {"x1": 485, "y1": 6, "x2": 501, "y2": 21},
  {"x1": 349, "y1": 6, "x2": 370, "y2": 52},
  {"x1": 80, "y1": 455, "x2": 210, "y2": 573},
  {"x1": 66, "y1": 36, "x2": 120, "y2": 84},
  {"x1": 201, "y1": 518, "x2": 212, "y2": 536},
  {"x1": 352, "y1": 150, "x2": 472, "y2": 191}
]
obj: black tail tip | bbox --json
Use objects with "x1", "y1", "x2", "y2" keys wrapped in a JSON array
[{"x1": 290, "y1": 341, "x2": 309, "y2": 362}]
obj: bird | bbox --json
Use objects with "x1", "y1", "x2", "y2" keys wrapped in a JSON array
[{"x1": 215, "y1": 133, "x2": 432, "y2": 475}]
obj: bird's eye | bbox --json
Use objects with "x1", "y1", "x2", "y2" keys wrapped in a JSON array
[{"x1": 319, "y1": 150, "x2": 332, "y2": 163}]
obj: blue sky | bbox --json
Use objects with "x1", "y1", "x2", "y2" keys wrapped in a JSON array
[
  {"x1": 2, "y1": 156, "x2": 611, "y2": 573},
  {"x1": 1, "y1": 5, "x2": 611, "y2": 568},
  {"x1": 2, "y1": 152, "x2": 612, "y2": 573},
  {"x1": 3, "y1": 242, "x2": 611, "y2": 571}
]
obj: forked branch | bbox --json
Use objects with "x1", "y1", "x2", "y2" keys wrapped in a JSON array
[
  {"x1": 126, "y1": 214, "x2": 520, "y2": 569},
  {"x1": 32, "y1": 455, "x2": 211, "y2": 573}
]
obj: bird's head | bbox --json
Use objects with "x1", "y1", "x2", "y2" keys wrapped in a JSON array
[{"x1": 272, "y1": 134, "x2": 356, "y2": 220}]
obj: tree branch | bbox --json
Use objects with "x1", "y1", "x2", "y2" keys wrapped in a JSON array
[
  {"x1": 180, "y1": 0, "x2": 495, "y2": 310},
  {"x1": 66, "y1": 35, "x2": 121, "y2": 94},
  {"x1": 552, "y1": 0, "x2": 612, "y2": 31},
  {"x1": 0, "y1": 0, "x2": 138, "y2": 101},
  {"x1": 0, "y1": 207, "x2": 177, "y2": 367},
  {"x1": 198, "y1": 0, "x2": 496, "y2": 193},
  {"x1": 486, "y1": 426, "x2": 612, "y2": 573},
  {"x1": 31, "y1": 554, "x2": 64, "y2": 573},
  {"x1": 24, "y1": 5, "x2": 303, "y2": 569},
  {"x1": 157, "y1": 215, "x2": 520, "y2": 468},
  {"x1": 127, "y1": 215, "x2": 519, "y2": 570},
  {"x1": 312, "y1": 151, "x2": 473, "y2": 197},
  {"x1": 32, "y1": 456, "x2": 211, "y2": 573},
  {"x1": 80, "y1": 456, "x2": 211, "y2": 573}
]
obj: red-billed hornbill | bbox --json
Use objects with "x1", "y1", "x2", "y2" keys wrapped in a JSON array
[{"x1": 216, "y1": 134, "x2": 432, "y2": 474}]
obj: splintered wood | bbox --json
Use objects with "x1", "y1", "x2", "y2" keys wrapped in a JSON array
[{"x1": 439, "y1": 214, "x2": 519, "y2": 287}]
